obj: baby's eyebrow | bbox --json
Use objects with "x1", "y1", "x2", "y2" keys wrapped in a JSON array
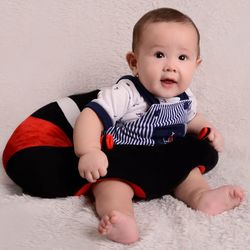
[
  {"x1": 178, "y1": 47, "x2": 191, "y2": 52},
  {"x1": 149, "y1": 44, "x2": 165, "y2": 50}
]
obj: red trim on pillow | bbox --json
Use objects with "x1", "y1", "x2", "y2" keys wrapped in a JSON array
[
  {"x1": 74, "y1": 178, "x2": 146, "y2": 199},
  {"x1": 198, "y1": 165, "x2": 206, "y2": 174},
  {"x1": 2, "y1": 116, "x2": 72, "y2": 168}
]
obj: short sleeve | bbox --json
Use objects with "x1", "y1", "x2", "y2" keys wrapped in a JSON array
[{"x1": 85, "y1": 79, "x2": 134, "y2": 129}]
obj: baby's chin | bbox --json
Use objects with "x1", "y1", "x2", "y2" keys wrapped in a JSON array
[{"x1": 155, "y1": 90, "x2": 183, "y2": 99}]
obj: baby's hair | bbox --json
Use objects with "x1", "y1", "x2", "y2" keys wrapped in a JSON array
[{"x1": 132, "y1": 8, "x2": 200, "y2": 57}]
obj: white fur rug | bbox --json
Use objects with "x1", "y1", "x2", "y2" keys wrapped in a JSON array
[{"x1": 0, "y1": 153, "x2": 250, "y2": 250}]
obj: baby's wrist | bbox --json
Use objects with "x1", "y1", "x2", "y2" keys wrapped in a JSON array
[{"x1": 77, "y1": 147, "x2": 102, "y2": 158}]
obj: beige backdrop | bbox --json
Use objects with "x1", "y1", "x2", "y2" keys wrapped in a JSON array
[{"x1": 1, "y1": 1, "x2": 250, "y2": 249}]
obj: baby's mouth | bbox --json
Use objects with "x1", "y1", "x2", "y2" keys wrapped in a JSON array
[{"x1": 160, "y1": 78, "x2": 177, "y2": 85}]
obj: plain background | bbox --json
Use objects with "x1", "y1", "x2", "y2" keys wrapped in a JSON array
[
  {"x1": 1, "y1": 0, "x2": 250, "y2": 177},
  {"x1": 1, "y1": 1, "x2": 250, "y2": 249}
]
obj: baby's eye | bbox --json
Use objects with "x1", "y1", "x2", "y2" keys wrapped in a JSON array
[
  {"x1": 179, "y1": 55, "x2": 188, "y2": 61},
  {"x1": 154, "y1": 52, "x2": 165, "y2": 58}
]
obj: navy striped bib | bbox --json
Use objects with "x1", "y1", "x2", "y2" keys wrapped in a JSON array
[{"x1": 105, "y1": 76, "x2": 191, "y2": 146}]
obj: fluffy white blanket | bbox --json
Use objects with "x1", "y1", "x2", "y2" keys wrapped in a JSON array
[{"x1": 0, "y1": 153, "x2": 249, "y2": 250}]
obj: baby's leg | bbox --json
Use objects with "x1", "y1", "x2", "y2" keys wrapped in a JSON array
[
  {"x1": 92, "y1": 180, "x2": 139, "y2": 244},
  {"x1": 174, "y1": 168, "x2": 244, "y2": 215}
]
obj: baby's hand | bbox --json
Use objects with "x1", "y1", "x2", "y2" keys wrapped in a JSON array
[
  {"x1": 78, "y1": 149, "x2": 108, "y2": 183},
  {"x1": 207, "y1": 127, "x2": 224, "y2": 152}
]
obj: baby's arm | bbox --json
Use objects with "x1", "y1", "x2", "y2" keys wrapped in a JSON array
[
  {"x1": 73, "y1": 108, "x2": 108, "y2": 183},
  {"x1": 187, "y1": 113, "x2": 224, "y2": 152}
]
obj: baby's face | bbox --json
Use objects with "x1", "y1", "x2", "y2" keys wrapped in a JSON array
[{"x1": 133, "y1": 21, "x2": 201, "y2": 98}]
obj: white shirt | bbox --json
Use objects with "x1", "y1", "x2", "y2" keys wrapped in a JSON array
[{"x1": 91, "y1": 77, "x2": 197, "y2": 126}]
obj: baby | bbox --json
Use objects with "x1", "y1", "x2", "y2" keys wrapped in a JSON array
[{"x1": 74, "y1": 8, "x2": 244, "y2": 244}]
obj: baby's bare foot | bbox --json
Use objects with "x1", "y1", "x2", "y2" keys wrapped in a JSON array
[
  {"x1": 196, "y1": 185, "x2": 244, "y2": 215},
  {"x1": 98, "y1": 210, "x2": 139, "y2": 244}
]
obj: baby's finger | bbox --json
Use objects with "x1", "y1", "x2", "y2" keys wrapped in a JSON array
[
  {"x1": 79, "y1": 169, "x2": 85, "y2": 179},
  {"x1": 207, "y1": 130, "x2": 215, "y2": 142},
  {"x1": 213, "y1": 133, "x2": 224, "y2": 151},
  {"x1": 85, "y1": 171, "x2": 96, "y2": 183},
  {"x1": 91, "y1": 170, "x2": 100, "y2": 180},
  {"x1": 99, "y1": 167, "x2": 108, "y2": 177},
  {"x1": 215, "y1": 140, "x2": 224, "y2": 152}
]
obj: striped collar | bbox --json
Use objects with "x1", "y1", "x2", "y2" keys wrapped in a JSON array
[{"x1": 117, "y1": 75, "x2": 188, "y2": 106}]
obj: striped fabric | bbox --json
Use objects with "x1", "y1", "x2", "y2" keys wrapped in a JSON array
[
  {"x1": 106, "y1": 100, "x2": 191, "y2": 146},
  {"x1": 57, "y1": 97, "x2": 81, "y2": 129}
]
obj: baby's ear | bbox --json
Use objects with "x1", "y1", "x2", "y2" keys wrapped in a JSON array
[
  {"x1": 126, "y1": 52, "x2": 138, "y2": 75},
  {"x1": 196, "y1": 57, "x2": 202, "y2": 67}
]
